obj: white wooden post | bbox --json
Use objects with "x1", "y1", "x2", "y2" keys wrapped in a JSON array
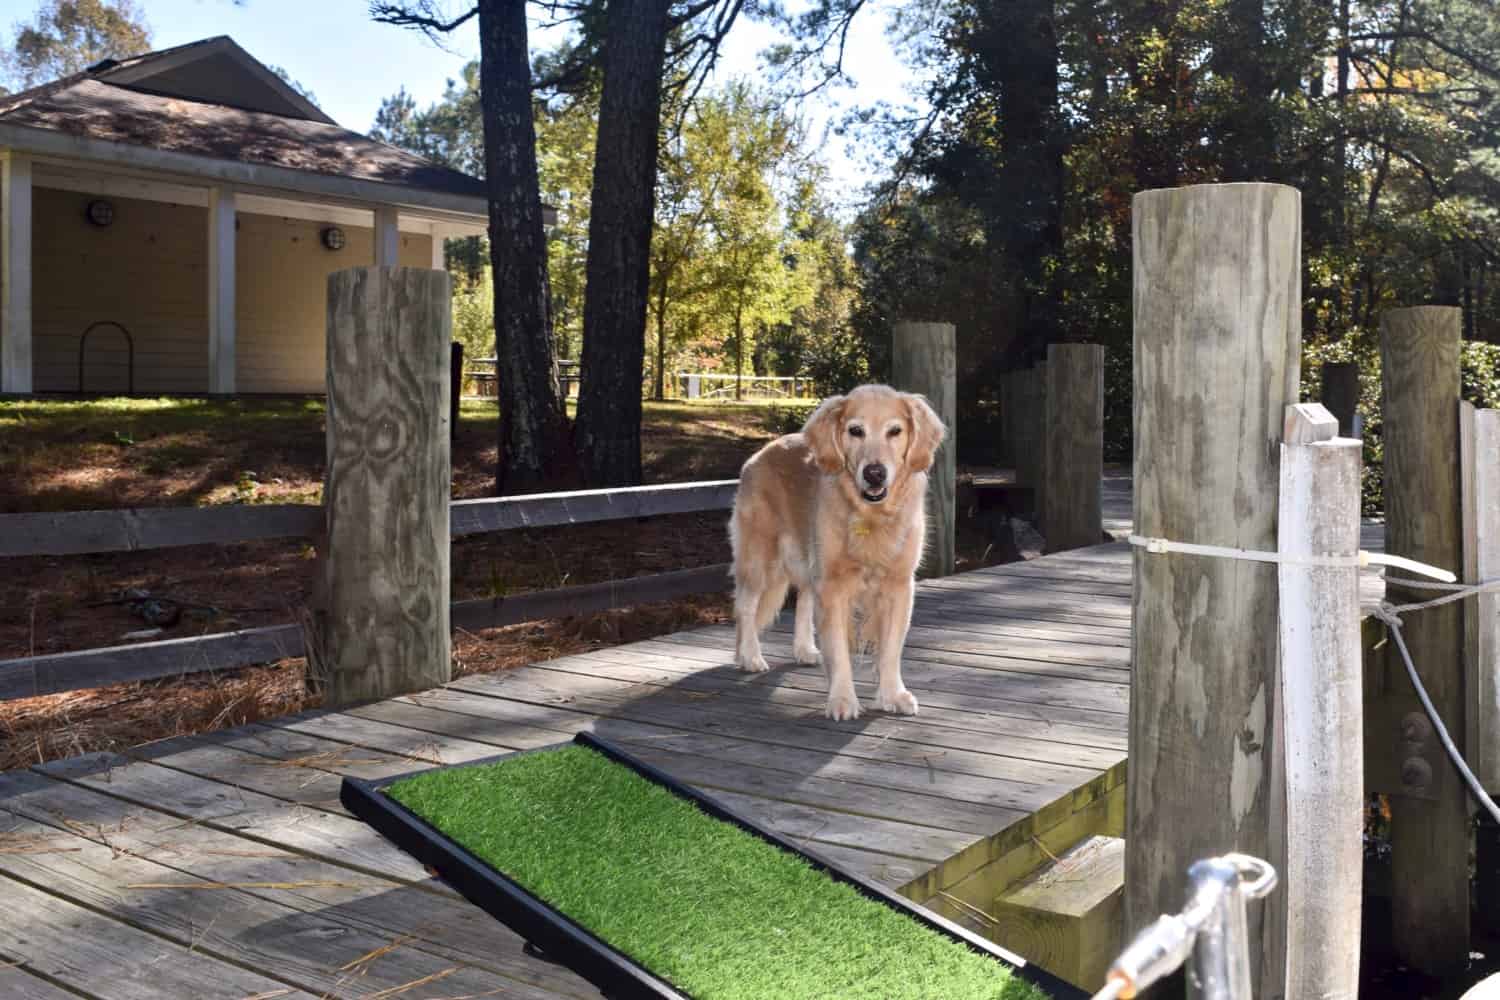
[
  {"x1": 1277, "y1": 402, "x2": 1362, "y2": 1000},
  {"x1": 429, "y1": 226, "x2": 446, "y2": 270},
  {"x1": 374, "y1": 206, "x2": 400, "y2": 268},
  {"x1": 207, "y1": 186, "x2": 236, "y2": 395},
  {"x1": 1463, "y1": 402, "x2": 1500, "y2": 791},
  {"x1": 1, "y1": 152, "x2": 33, "y2": 394}
]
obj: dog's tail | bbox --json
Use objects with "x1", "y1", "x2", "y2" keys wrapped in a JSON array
[{"x1": 755, "y1": 576, "x2": 791, "y2": 633}]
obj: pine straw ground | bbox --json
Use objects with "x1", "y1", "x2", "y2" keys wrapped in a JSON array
[{"x1": 0, "y1": 396, "x2": 1023, "y2": 772}]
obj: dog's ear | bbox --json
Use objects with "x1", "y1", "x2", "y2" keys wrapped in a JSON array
[
  {"x1": 802, "y1": 395, "x2": 847, "y2": 474},
  {"x1": 903, "y1": 393, "x2": 947, "y2": 473}
]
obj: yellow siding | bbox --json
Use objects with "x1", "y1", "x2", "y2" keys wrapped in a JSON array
[{"x1": 29, "y1": 187, "x2": 436, "y2": 394}]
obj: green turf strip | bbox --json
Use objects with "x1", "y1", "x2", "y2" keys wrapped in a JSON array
[{"x1": 384, "y1": 745, "x2": 1050, "y2": 1000}]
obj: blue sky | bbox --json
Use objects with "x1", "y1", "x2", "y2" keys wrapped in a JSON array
[{"x1": 2, "y1": 0, "x2": 920, "y2": 195}]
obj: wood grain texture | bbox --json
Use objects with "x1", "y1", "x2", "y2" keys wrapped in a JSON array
[
  {"x1": 1044, "y1": 344, "x2": 1105, "y2": 552},
  {"x1": 992, "y1": 834, "x2": 1124, "y2": 990},
  {"x1": 1320, "y1": 361, "x2": 1361, "y2": 438},
  {"x1": 892, "y1": 320, "x2": 958, "y2": 576},
  {"x1": 321, "y1": 266, "x2": 453, "y2": 706},
  {"x1": 0, "y1": 503, "x2": 322, "y2": 556},
  {"x1": 1277, "y1": 405, "x2": 1362, "y2": 1000},
  {"x1": 1463, "y1": 404, "x2": 1500, "y2": 791},
  {"x1": 450, "y1": 480, "x2": 737, "y2": 536},
  {"x1": 1380, "y1": 305, "x2": 1468, "y2": 974},
  {"x1": 1129, "y1": 182, "x2": 1301, "y2": 1000}
]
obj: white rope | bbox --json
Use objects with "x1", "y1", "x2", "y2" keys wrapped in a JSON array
[{"x1": 1127, "y1": 534, "x2": 1457, "y2": 582}]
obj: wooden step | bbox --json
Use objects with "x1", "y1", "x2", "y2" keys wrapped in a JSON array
[{"x1": 992, "y1": 834, "x2": 1124, "y2": 991}]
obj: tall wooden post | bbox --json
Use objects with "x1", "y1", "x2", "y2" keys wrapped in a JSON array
[
  {"x1": 893, "y1": 321, "x2": 957, "y2": 577},
  {"x1": 1044, "y1": 344, "x2": 1104, "y2": 552},
  {"x1": 1277, "y1": 403, "x2": 1363, "y2": 1000},
  {"x1": 1320, "y1": 362, "x2": 1361, "y2": 438},
  {"x1": 321, "y1": 267, "x2": 453, "y2": 706},
  {"x1": 1463, "y1": 402, "x2": 1500, "y2": 792},
  {"x1": 1129, "y1": 182, "x2": 1301, "y2": 999},
  {"x1": 1381, "y1": 305, "x2": 1467, "y2": 974}
]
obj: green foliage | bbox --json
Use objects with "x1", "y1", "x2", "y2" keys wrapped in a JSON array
[
  {"x1": 450, "y1": 268, "x2": 495, "y2": 362},
  {"x1": 2, "y1": 0, "x2": 149, "y2": 89},
  {"x1": 386, "y1": 746, "x2": 1047, "y2": 1000}
]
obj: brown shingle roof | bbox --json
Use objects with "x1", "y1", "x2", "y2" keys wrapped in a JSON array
[{"x1": 0, "y1": 77, "x2": 486, "y2": 200}]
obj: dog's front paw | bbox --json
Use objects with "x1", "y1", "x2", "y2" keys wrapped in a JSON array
[
  {"x1": 737, "y1": 653, "x2": 770, "y2": 674},
  {"x1": 793, "y1": 642, "x2": 822, "y2": 666},
  {"x1": 825, "y1": 687, "x2": 861, "y2": 721},
  {"x1": 875, "y1": 686, "x2": 919, "y2": 716}
]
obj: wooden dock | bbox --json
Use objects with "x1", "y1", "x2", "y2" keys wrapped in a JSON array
[{"x1": 0, "y1": 531, "x2": 1386, "y2": 999}]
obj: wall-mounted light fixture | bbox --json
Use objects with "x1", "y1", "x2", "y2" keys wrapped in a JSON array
[
  {"x1": 321, "y1": 226, "x2": 346, "y2": 251},
  {"x1": 85, "y1": 199, "x2": 114, "y2": 227}
]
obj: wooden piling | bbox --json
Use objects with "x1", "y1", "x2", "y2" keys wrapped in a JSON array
[
  {"x1": 893, "y1": 321, "x2": 957, "y2": 577},
  {"x1": 1320, "y1": 361, "x2": 1361, "y2": 438},
  {"x1": 1043, "y1": 344, "x2": 1104, "y2": 552},
  {"x1": 1463, "y1": 402, "x2": 1500, "y2": 792},
  {"x1": 320, "y1": 266, "x2": 453, "y2": 706},
  {"x1": 1128, "y1": 182, "x2": 1301, "y2": 998},
  {"x1": 1381, "y1": 304, "x2": 1467, "y2": 975},
  {"x1": 1277, "y1": 402, "x2": 1363, "y2": 1000}
]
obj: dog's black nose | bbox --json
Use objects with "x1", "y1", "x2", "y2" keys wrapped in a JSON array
[{"x1": 862, "y1": 464, "x2": 887, "y2": 487}]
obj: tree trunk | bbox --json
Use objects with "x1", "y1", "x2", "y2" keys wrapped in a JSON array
[
  {"x1": 574, "y1": 0, "x2": 672, "y2": 486},
  {"x1": 477, "y1": 0, "x2": 572, "y2": 494},
  {"x1": 653, "y1": 282, "x2": 669, "y2": 400}
]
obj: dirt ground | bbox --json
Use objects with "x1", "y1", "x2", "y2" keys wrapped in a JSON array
[{"x1": 0, "y1": 396, "x2": 1022, "y2": 770}]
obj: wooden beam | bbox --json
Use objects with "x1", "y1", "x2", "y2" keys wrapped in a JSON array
[
  {"x1": 0, "y1": 504, "x2": 322, "y2": 556},
  {"x1": 206, "y1": 186, "x2": 236, "y2": 394},
  {"x1": 1320, "y1": 361, "x2": 1361, "y2": 438},
  {"x1": 320, "y1": 266, "x2": 452, "y2": 706},
  {"x1": 1277, "y1": 402, "x2": 1362, "y2": 1000},
  {"x1": 1, "y1": 151, "x2": 33, "y2": 394},
  {"x1": 450, "y1": 480, "x2": 738, "y2": 536},
  {"x1": 892, "y1": 320, "x2": 957, "y2": 577},
  {"x1": 374, "y1": 205, "x2": 400, "y2": 268},
  {"x1": 1043, "y1": 344, "x2": 1105, "y2": 553},
  {"x1": 1463, "y1": 403, "x2": 1500, "y2": 792},
  {"x1": 1128, "y1": 181, "x2": 1301, "y2": 998},
  {"x1": 1381, "y1": 304, "x2": 1467, "y2": 974},
  {"x1": 431, "y1": 227, "x2": 447, "y2": 270},
  {"x1": 451, "y1": 563, "x2": 731, "y2": 631}
]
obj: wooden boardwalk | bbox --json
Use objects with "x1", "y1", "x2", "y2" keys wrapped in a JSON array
[{"x1": 0, "y1": 528, "x2": 1387, "y2": 999}]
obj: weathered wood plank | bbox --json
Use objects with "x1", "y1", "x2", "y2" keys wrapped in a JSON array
[
  {"x1": 0, "y1": 866, "x2": 317, "y2": 1000},
  {"x1": 1382, "y1": 305, "x2": 1468, "y2": 974},
  {"x1": 0, "y1": 623, "x2": 303, "y2": 701},
  {"x1": 0, "y1": 768, "x2": 594, "y2": 998},
  {"x1": 1464, "y1": 404, "x2": 1500, "y2": 791},
  {"x1": 452, "y1": 563, "x2": 730, "y2": 630},
  {"x1": 1128, "y1": 181, "x2": 1302, "y2": 999},
  {"x1": 1277, "y1": 403, "x2": 1362, "y2": 1000},
  {"x1": 0, "y1": 503, "x2": 322, "y2": 557},
  {"x1": 0, "y1": 966, "x2": 80, "y2": 1000},
  {"x1": 320, "y1": 265, "x2": 452, "y2": 705},
  {"x1": 892, "y1": 320, "x2": 958, "y2": 576},
  {"x1": 1044, "y1": 343, "x2": 1105, "y2": 553},
  {"x1": 450, "y1": 480, "x2": 738, "y2": 536}
]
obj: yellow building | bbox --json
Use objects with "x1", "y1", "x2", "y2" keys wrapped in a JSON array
[{"x1": 0, "y1": 36, "x2": 503, "y2": 395}]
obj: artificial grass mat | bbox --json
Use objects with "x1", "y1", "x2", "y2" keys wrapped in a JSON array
[{"x1": 384, "y1": 745, "x2": 1049, "y2": 1000}]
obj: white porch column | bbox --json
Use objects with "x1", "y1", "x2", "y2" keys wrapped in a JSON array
[
  {"x1": 429, "y1": 225, "x2": 445, "y2": 270},
  {"x1": 374, "y1": 206, "x2": 400, "y2": 267},
  {"x1": 1, "y1": 152, "x2": 33, "y2": 395},
  {"x1": 207, "y1": 186, "x2": 236, "y2": 394}
]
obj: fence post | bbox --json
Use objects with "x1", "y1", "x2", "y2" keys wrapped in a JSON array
[
  {"x1": 893, "y1": 320, "x2": 957, "y2": 577},
  {"x1": 1463, "y1": 402, "x2": 1500, "y2": 791},
  {"x1": 1320, "y1": 361, "x2": 1361, "y2": 438},
  {"x1": 1043, "y1": 344, "x2": 1104, "y2": 552},
  {"x1": 1129, "y1": 182, "x2": 1301, "y2": 999},
  {"x1": 1277, "y1": 402, "x2": 1363, "y2": 1000},
  {"x1": 320, "y1": 266, "x2": 453, "y2": 706},
  {"x1": 1380, "y1": 305, "x2": 1467, "y2": 975}
]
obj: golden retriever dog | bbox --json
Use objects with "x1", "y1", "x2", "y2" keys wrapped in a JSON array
[{"x1": 729, "y1": 384, "x2": 946, "y2": 720}]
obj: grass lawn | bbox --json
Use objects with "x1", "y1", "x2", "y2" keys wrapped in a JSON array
[{"x1": 385, "y1": 744, "x2": 1048, "y2": 1000}]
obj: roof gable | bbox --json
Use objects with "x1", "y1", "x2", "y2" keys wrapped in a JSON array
[{"x1": 92, "y1": 36, "x2": 334, "y2": 126}]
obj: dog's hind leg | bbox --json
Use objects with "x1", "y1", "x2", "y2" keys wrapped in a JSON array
[{"x1": 792, "y1": 588, "x2": 820, "y2": 665}]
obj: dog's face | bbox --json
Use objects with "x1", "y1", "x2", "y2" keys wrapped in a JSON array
[{"x1": 803, "y1": 385, "x2": 946, "y2": 504}]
